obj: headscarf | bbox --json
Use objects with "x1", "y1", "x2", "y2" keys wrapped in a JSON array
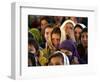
[
  {"x1": 60, "y1": 20, "x2": 75, "y2": 43},
  {"x1": 50, "y1": 51, "x2": 70, "y2": 65},
  {"x1": 59, "y1": 40, "x2": 79, "y2": 61}
]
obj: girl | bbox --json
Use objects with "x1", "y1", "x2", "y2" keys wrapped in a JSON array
[{"x1": 48, "y1": 51, "x2": 69, "y2": 65}]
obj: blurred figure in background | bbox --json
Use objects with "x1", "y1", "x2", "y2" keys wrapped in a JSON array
[
  {"x1": 28, "y1": 38, "x2": 40, "y2": 66},
  {"x1": 77, "y1": 28, "x2": 88, "y2": 64},
  {"x1": 53, "y1": 16, "x2": 65, "y2": 27},
  {"x1": 68, "y1": 17, "x2": 78, "y2": 24},
  {"x1": 74, "y1": 24, "x2": 83, "y2": 46},
  {"x1": 39, "y1": 17, "x2": 49, "y2": 35}
]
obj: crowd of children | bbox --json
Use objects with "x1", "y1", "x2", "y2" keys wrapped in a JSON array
[{"x1": 28, "y1": 16, "x2": 88, "y2": 66}]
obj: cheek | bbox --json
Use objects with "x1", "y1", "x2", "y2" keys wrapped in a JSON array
[
  {"x1": 81, "y1": 38, "x2": 84, "y2": 43},
  {"x1": 56, "y1": 39, "x2": 60, "y2": 45},
  {"x1": 50, "y1": 58, "x2": 63, "y2": 65},
  {"x1": 41, "y1": 26, "x2": 45, "y2": 31},
  {"x1": 65, "y1": 25, "x2": 73, "y2": 32},
  {"x1": 81, "y1": 38, "x2": 87, "y2": 46},
  {"x1": 50, "y1": 58, "x2": 56, "y2": 65},
  {"x1": 44, "y1": 34, "x2": 48, "y2": 40},
  {"x1": 45, "y1": 33, "x2": 49, "y2": 41},
  {"x1": 31, "y1": 46, "x2": 36, "y2": 53},
  {"x1": 52, "y1": 40, "x2": 56, "y2": 45},
  {"x1": 76, "y1": 33, "x2": 80, "y2": 38},
  {"x1": 41, "y1": 23, "x2": 46, "y2": 29},
  {"x1": 53, "y1": 39, "x2": 60, "y2": 46},
  {"x1": 51, "y1": 34, "x2": 60, "y2": 46},
  {"x1": 65, "y1": 26, "x2": 68, "y2": 33}
]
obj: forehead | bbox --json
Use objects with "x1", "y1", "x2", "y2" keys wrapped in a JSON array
[
  {"x1": 74, "y1": 27, "x2": 82, "y2": 31},
  {"x1": 81, "y1": 32, "x2": 88, "y2": 35},
  {"x1": 45, "y1": 27, "x2": 53, "y2": 32},
  {"x1": 50, "y1": 56, "x2": 63, "y2": 62},
  {"x1": 66, "y1": 22, "x2": 73, "y2": 26},
  {"x1": 41, "y1": 19, "x2": 48, "y2": 23},
  {"x1": 51, "y1": 33, "x2": 60, "y2": 38}
]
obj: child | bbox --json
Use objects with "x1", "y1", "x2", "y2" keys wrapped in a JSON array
[{"x1": 48, "y1": 51, "x2": 69, "y2": 65}]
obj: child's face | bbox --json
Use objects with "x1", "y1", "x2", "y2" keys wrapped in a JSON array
[
  {"x1": 44, "y1": 27, "x2": 53, "y2": 42},
  {"x1": 51, "y1": 33, "x2": 60, "y2": 48},
  {"x1": 49, "y1": 56, "x2": 63, "y2": 65},
  {"x1": 81, "y1": 32, "x2": 88, "y2": 48},
  {"x1": 28, "y1": 44, "x2": 36, "y2": 54}
]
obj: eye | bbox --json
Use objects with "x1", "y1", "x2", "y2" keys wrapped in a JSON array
[
  {"x1": 74, "y1": 31, "x2": 77, "y2": 34},
  {"x1": 51, "y1": 38, "x2": 54, "y2": 41},
  {"x1": 46, "y1": 32, "x2": 49, "y2": 35},
  {"x1": 82, "y1": 35, "x2": 84, "y2": 38},
  {"x1": 57, "y1": 39, "x2": 60, "y2": 41},
  {"x1": 70, "y1": 27, "x2": 73, "y2": 30}
]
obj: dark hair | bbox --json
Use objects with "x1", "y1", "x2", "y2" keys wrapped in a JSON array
[
  {"x1": 74, "y1": 24, "x2": 83, "y2": 30},
  {"x1": 28, "y1": 32, "x2": 34, "y2": 39},
  {"x1": 48, "y1": 52, "x2": 64, "y2": 64},
  {"x1": 51, "y1": 27, "x2": 61, "y2": 37},
  {"x1": 81, "y1": 27, "x2": 88, "y2": 33},
  {"x1": 28, "y1": 38, "x2": 39, "y2": 52},
  {"x1": 80, "y1": 28, "x2": 88, "y2": 40},
  {"x1": 40, "y1": 17, "x2": 49, "y2": 24},
  {"x1": 28, "y1": 52, "x2": 36, "y2": 66},
  {"x1": 44, "y1": 24, "x2": 53, "y2": 32},
  {"x1": 28, "y1": 15, "x2": 39, "y2": 29},
  {"x1": 28, "y1": 52, "x2": 41, "y2": 66}
]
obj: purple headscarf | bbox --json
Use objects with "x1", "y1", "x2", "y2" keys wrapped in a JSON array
[{"x1": 59, "y1": 40, "x2": 80, "y2": 61}]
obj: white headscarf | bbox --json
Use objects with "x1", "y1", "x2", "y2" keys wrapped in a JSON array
[
  {"x1": 53, "y1": 51, "x2": 70, "y2": 65},
  {"x1": 78, "y1": 23, "x2": 86, "y2": 28},
  {"x1": 60, "y1": 20, "x2": 75, "y2": 43}
]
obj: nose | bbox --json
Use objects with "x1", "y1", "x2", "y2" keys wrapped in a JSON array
[
  {"x1": 83, "y1": 36, "x2": 87, "y2": 41},
  {"x1": 54, "y1": 40, "x2": 58, "y2": 45},
  {"x1": 54, "y1": 40, "x2": 59, "y2": 47}
]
